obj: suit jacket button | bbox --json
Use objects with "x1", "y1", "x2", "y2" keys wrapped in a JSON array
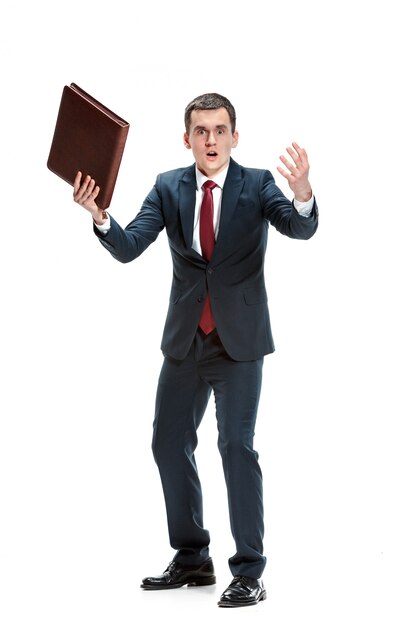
[
  {"x1": 207, "y1": 267, "x2": 214, "y2": 275},
  {"x1": 197, "y1": 296, "x2": 204, "y2": 302}
]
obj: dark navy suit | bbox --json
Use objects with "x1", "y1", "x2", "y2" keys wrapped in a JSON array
[{"x1": 94, "y1": 157, "x2": 318, "y2": 578}]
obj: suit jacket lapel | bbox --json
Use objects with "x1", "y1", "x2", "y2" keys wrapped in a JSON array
[
  {"x1": 178, "y1": 165, "x2": 197, "y2": 250},
  {"x1": 213, "y1": 158, "x2": 244, "y2": 260}
]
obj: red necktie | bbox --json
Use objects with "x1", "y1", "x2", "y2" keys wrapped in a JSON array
[{"x1": 199, "y1": 180, "x2": 217, "y2": 334}]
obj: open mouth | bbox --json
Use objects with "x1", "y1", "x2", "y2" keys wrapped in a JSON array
[{"x1": 207, "y1": 151, "x2": 218, "y2": 157}]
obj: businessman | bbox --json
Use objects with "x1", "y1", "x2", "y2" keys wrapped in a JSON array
[{"x1": 73, "y1": 92, "x2": 318, "y2": 607}]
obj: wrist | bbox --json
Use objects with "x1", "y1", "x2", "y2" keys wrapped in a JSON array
[
  {"x1": 294, "y1": 188, "x2": 312, "y2": 203},
  {"x1": 92, "y1": 210, "x2": 108, "y2": 226}
]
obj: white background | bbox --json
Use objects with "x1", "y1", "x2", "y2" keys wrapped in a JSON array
[{"x1": 1, "y1": 1, "x2": 416, "y2": 624}]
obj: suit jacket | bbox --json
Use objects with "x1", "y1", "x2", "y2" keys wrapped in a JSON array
[{"x1": 94, "y1": 158, "x2": 318, "y2": 361}]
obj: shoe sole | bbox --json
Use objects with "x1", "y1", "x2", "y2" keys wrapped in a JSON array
[
  {"x1": 141, "y1": 576, "x2": 216, "y2": 590},
  {"x1": 217, "y1": 590, "x2": 267, "y2": 607}
]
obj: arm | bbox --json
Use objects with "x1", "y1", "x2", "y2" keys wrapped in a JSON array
[
  {"x1": 262, "y1": 143, "x2": 318, "y2": 239},
  {"x1": 73, "y1": 172, "x2": 165, "y2": 263}
]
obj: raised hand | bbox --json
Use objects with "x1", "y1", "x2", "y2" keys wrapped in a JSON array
[
  {"x1": 73, "y1": 171, "x2": 106, "y2": 223},
  {"x1": 277, "y1": 142, "x2": 312, "y2": 202}
]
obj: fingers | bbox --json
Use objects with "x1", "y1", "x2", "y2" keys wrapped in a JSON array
[
  {"x1": 290, "y1": 142, "x2": 309, "y2": 168},
  {"x1": 73, "y1": 172, "x2": 93, "y2": 200},
  {"x1": 278, "y1": 142, "x2": 309, "y2": 178},
  {"x1": 73, "y1": 172, "x2": 100, "y2": 206},
  {"x1": 276, "y1": 165, "x2": 291, "y2": 181},
  {"x1": 281, "y1": 142, "x2": 308, "y2": 166},
  {"x1": 279, "y1": 154, "x2": 297, "y2": 176},
  {"x1": 276, "y1": 142, "x2": 312, "y2": 201},
  {"x1": 73, "y1": 170, "x2": 82, "y2": 192}
]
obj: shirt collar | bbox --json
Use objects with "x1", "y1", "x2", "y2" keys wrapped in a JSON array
[{"x1": 195, "y1": 164, "x2": 229, "y2": 191}]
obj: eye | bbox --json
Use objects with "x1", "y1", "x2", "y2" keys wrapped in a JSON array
[
  {"x1": 197, "y1": 129, "x2": 206, "y2": 136},
  {"x1": 217, "y1": 129, "x2": 224, "y2": 135}
]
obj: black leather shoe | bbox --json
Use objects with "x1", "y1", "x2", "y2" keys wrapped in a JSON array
[
  {"x1": 141, "y1": 558, "x2": 216, "y2": 590},
  {"x1": 218, "y1": 576, "x2": 266, "y2": 607}
]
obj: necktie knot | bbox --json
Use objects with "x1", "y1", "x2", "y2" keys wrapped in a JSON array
[{"x1": 202, "y1": 180, "x2": 218, "y2": 192}]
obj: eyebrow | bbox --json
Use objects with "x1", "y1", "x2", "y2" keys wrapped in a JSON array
[{"x1": 193, "y1": 124, "x2": 228, "y2": 131}]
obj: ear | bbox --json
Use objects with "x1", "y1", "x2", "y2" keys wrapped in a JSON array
[
  {"x1": 232, "y1": 130, "x2": 239, "y2": 149},
  {"x1": 183, "y1": 132, "x2": 192, "y2": 149}
]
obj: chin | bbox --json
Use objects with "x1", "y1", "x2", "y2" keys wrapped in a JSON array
[{"x1": 206, "y1": 160, "x2": 226, "y2": 175}]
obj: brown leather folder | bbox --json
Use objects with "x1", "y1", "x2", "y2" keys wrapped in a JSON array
[{"x1": 47, "y1": 83, "x2": 130, "y2": 209}]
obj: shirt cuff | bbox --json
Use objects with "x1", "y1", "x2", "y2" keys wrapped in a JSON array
[
  {"x1": 293, "y1": 196, "x2": 314, "y2": 217},
  {"x1": 94, "y1": 215, "x2": 111, "y2": 233}
]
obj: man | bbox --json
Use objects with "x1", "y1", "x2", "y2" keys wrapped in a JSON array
[{"x1": 73, "y1": 93, "x2": 318, "y2": 608}]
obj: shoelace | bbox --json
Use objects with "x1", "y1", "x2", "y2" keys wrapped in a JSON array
[
  {"x1": 165, "y1": 561, "x2": 177, "y2": 573},
  {"x1": 231, "y1": 576, "x2": 255, "y2": 591}
]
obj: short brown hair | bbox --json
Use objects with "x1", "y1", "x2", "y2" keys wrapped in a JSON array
[{"x1": 184, "y1": 93, "x2": 236, "y2": 134}]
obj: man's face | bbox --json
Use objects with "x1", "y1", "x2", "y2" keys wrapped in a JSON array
[{"x1": 183, "y1": 108, "x2": 239, "y2": 178}]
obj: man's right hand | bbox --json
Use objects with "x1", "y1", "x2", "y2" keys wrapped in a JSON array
[{"x1": 73, "y1": 171, "x2": 106, "y2": 224}]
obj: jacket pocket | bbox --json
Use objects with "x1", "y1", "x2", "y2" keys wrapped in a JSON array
[
  {"x1": 169, "y1": 289, "x2": 182, "y2": 304},
  {"x1": 243, "y1": 286, "x2": 268, "y2": 305}
]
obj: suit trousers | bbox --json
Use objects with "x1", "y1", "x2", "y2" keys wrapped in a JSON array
[{"x1": 152, "y1": 328, "x2": 266, "y2": 579}]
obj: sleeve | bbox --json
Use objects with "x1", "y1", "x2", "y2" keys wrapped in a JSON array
[
  {"x1": 93, "y1": 216, "x2": 111, "y2": 233},
  {"x1": 261, "y1": 170, "x2": 318, "y2": 240},
  {"x1": 93, "y1": 177, "x2": 166, "y2": 263},
  {"x1": 293, "y1": 196, "x2": 315, "y2": 217}
]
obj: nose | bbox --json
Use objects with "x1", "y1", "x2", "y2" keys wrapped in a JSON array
[{"x1": 205, "y1": 131, "x2": 216, "y2": 146}]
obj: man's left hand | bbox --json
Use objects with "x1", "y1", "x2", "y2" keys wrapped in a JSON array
[{"x1": 277, "y1": 142, "x2": 313, "y2": 202}]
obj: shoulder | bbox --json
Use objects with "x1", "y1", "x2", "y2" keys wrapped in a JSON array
[
  {"x1": 155, "y1": 164, "x2": 195, "y2": 187},
  {"x1": 228, "y1": 158, "x2": 274, "y2": 186}
]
